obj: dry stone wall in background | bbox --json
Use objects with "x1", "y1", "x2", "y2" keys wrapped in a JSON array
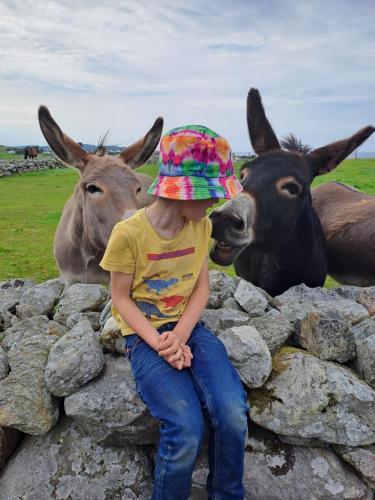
[{"x1": 0, "y1": 156, "x2": 65, "y2": 177}]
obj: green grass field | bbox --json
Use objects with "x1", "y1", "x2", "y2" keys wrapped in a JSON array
[
  {"x1": 0, "y1": 152, "x2": 24, "y2": 160},
  {"x1": 0, "y1": 158, "x2": 374, "y2": 284}
]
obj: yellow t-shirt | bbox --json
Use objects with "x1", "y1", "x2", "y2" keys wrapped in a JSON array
[{"x1": 99, "y1": 207, "x2": 212, "y2": 336}]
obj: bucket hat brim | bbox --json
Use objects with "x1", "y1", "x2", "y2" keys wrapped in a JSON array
[{"x1": 147, "y1": 174, "x2": 243, "y2": 200}]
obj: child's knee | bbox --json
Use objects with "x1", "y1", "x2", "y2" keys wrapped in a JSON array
[
  {"x1": 173, "y1": 433, "x2": 203, "y2": 467},
  {"x1": 214, "y1": 398, "x2": 249, "y2": 439},
  {"x1": 179, "y1": 412, "x2": 205, "y2": 444},
  {"x1": 164, "y1": 412, "x2": 205, "y2": 467}
]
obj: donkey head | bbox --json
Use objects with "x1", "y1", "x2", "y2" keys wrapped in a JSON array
[
  {"x1": 39, "y1": 106, "x2": 163, "y2": 264},
  {"x1": 210, "y1": 88, "x2": 374, "y2": 266}
]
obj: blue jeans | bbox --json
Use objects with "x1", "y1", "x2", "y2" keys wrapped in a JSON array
[{"x1": 125, "y1": 321, "x2": 249, "y2": 500}]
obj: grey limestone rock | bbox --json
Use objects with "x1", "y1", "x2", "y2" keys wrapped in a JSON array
[
  {"x1": 0, "y1": 346, "x2": 9, "y2": 380},
  {"x1": 66, "y1": 311, "x2": 102, "y2": 331},
  {"x1": 47, "y1": 320, "x2": 69, "y2": 338},
  {"x1": 234, "y1": 279, "x2": 268, "y2": 317},
  {"x1": 15, "y1": 303, "x2": 40, "y2": 320},
  {"x1": 99, "y1": 299, "x2": 113, "y2": 327},
  {"x1": 333, "y1": 444, "x2": 375, "y2": 490},
  {"x1": 191, "y1": 425, "x2": 372, "y2": 500},
  {"x1": 0, "y1": 332, "x2": 59, "y2": 434},
  {"x1": 65, "y1": 354, "x2": 159, "y2": 446},
  {"x1": 201, "y1": 308, "x2": 222, "y2": 332},
  {"x1": 335, "y1": 285, "x2": 375, "y2": 316},
  {"x1": 276, "y1": 284, "x2": 369, "y2": 326},
  {"x1": 277, "y1": 434, "x2": 329, "y2": 448},
  {"x1": 19, "y1": 278, "x2": 63, "y2": 317},
  {"x1": 53, "y1": 283, "x2": 108, "y2": 324},
  {"x1": 222, "y1": 296, "x2": 246, "y2": 311},
  {"x1": 296, "y1": 310, "x2": 356, "y2": 363},
  {"x1": 0, "y1": 309, "x2": 17, "y2": 332},
  {"x1": 218, "y1": 325, "x2": 272, "y2": 388},
  {"x1": 207, "y1": 271, "x2": 239, "y2": 308},
  {"x1": 352, "y1": 316, "x2": 375, "y2": 389},
  {"x1": 250, "y1": 348, "x2": 375, "y2": 446},
  {"x1": 0, "y1": 315, "x2": 50, "y2": 353},
  {"x1": 249, "y1": 310, "x2": 293, "y2": 354},
  {"x1": 45, "y1": 319, "x2": 105, "y2": 397},
  {"x1": 0, "y1": 416, "x2": 153, "y2": 500},
  {"x1": 355, "y1": 334, "x2": 375, "y2": 389},
  {"x1": 99, "y1": 316, "x2": 125, "y2": 354},
  {"x1": 218, "y1": 308, "x2": 249, "y2": 329},
  {"x1": 0, "y1": 278, "x2": 36, "y2": 312}
]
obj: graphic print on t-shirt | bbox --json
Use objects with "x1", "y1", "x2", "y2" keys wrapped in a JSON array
[
  {"x1": 161, "y1": 295, "x2": 185, "y2": 308},
  {"x1": 135, "y1": 300, "x2": 176, "y2": 319},
  {"x1": 144, "y1": 278, "x2": 178, "y2": 295},
  {"x1": 147, "y1": 247, "x2": 195, "y2": 261}
]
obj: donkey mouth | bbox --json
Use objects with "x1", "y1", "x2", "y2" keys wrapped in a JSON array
[
  {"x1": 210, "y1": 232, "x2": 251, "y2": 265},
  {"x1": 216, "y1": 240, "x2": 233, "y2": 250},
  {"x1": 210, "y1": 240, "x2": 237, "y2": 265}
]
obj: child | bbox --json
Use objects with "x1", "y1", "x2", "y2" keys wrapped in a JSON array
[{"x1": 100, "y1": 125, "x2": 249, "y2": 499}]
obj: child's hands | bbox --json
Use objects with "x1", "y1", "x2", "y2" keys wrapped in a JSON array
[
  {"x1": 157, "y1": 331, "x2": 183, "y2": 369},
  {"x1": 157, "y1": 331, "x2": 193, "y2": 370},
  {"x1": 180, "y1": 344, "x2": 193, "y2": 368}
]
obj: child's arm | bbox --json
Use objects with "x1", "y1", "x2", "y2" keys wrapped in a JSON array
[
  {"x1": 111, "y1": 271, "x2": 184, "y2": 368},
  {"x1": 159, "y1": 257, "x2": 209, "y2": 349}
]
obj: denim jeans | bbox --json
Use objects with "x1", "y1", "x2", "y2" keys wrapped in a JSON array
[{"x1": 125, "y1": 321, "x2": 250, "y2": 500}]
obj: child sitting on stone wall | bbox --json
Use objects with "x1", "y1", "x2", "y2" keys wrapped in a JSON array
[{"x1": 100, "y1": 125, "x2": 249, "y2": 500}]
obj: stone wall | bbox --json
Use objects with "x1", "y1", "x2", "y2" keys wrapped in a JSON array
[
  {"x1": 0, "y1": 273, "x2": 374, "y2": 499},
  {"x1": 0, "y1": 156, "x2": 66, "y2": 177}
]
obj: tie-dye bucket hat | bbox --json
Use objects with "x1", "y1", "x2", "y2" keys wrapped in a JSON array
[{"x1": 147, "y1": 125, "x2": 243, "y2": 200}]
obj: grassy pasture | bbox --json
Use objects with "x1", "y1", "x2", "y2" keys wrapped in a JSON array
[
  {"x1": 0, "y1": 152, "x2": 24, "y2": 160},
  {"x1": 0, "y1": 158, "x2": 374, "y2": 284}
]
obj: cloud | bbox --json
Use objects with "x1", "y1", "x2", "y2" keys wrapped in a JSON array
[{"x1": 0, "y1": 0, "x2": 373, "y2": 152}]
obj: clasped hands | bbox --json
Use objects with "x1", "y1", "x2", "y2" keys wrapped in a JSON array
[{"x1": 157, "y1": 330, "x2": 193, "y2": 370}]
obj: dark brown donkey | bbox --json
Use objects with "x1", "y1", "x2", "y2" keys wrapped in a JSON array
[
  {"x1": 38, "y1": 106, "x2": 163, "y2": 287},
  {"x1": 312, "y1": 181, "x2": 375, "y2": 286},
  {"x1": 24, "y1": 146, "x2": 39, "y2": 159},
  {"x1": 209, "y1": 88, "x2": 374, "y2": 296}
]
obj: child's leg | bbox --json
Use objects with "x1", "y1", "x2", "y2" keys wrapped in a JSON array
[
  {"x1": 187, "y1": 322, "x2": 249, "y2": 500},
  {"x1": 127, "y1": 335, "x2": 205, "y2": 500}
]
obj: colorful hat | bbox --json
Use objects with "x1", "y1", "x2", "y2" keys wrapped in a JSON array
[{"x1": 147, "y1": 125, "x2": 243, "y2": 200}]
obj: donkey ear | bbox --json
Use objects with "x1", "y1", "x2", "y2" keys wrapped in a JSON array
[
  {"x1": 120, "y1": 117, "x2": 163, "y2": 168},
  {"x1": 307, "y1": 126, "x2": 375, "y2": 176},
  {"x1": 38, "y1": 106, "x2": 89, "y2": 171},
  {"x1": 247, "y1": 88, "x2": 281, "y2": 155}
]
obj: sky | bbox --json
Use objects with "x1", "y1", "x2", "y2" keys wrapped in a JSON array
[{"x1": 0, "y1": 0, "x2": 374, "y2": 153}]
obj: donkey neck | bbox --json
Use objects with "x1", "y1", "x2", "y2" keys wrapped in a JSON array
[
  {"x1": 235, "y1": 203, "x2": 327, "y2": 295},
  {"x1": 277, "y1": 203, "x2": 326, "y2": 266}
]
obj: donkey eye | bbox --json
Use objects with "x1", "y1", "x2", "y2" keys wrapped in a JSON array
[
  {"x1": 86, "y1": 184, "x2": 103, "y2": 194},
  {"x1": 281, "y1": 182, "x2": 301, "y2": 196},
  {"x1": 136, "y1": 186, "x2": 142, "y2": 194},
  {"x1": 276, "y1": 177, "x2": 303, "y2": 198}
]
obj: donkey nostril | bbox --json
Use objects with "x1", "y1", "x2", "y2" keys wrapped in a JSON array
[{"x1": 232, "y1": 217, "x2": 245, "y2": 231}]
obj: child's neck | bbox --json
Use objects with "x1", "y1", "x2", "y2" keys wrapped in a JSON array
[{"x1": 145, "y1": 199, "x2": 186, "y2": 239}]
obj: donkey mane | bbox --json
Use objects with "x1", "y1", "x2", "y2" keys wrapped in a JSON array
[
  {"x1": 280, "y1": 133, "x2": 312, "y2": 154},
  {"x1": 95, "y1": 130, "x2": 110, "y2": 156}
]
